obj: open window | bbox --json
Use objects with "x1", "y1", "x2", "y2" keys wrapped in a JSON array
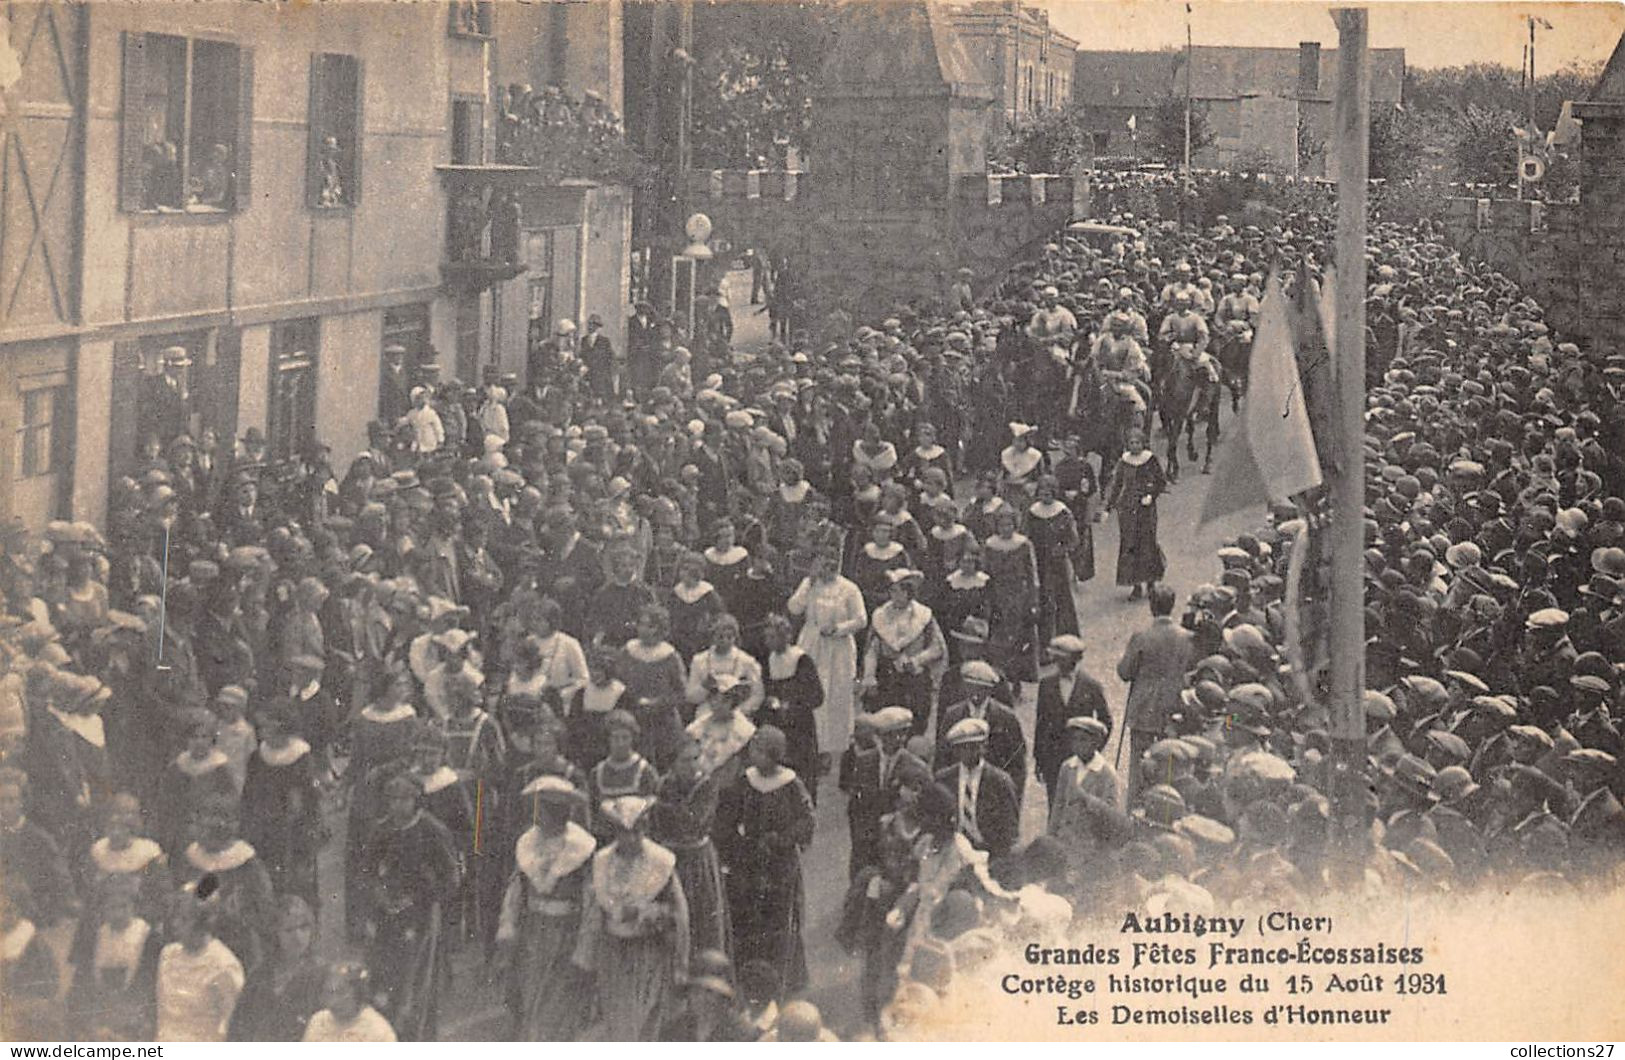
[
  {"x1": 307, "y1": 53, "x2": 362, "y2": 209},
  {"x1": 120, "y1": 32, "x2": 252, "y2": 213}
]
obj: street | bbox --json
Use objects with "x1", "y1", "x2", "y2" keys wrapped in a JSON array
[{"x1": 416, "y1": 268, "x2": 1266, "y2": 1038}]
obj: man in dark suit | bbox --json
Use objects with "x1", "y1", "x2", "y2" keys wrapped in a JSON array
[
  {"x1": 837, "y1": 706, "x2": 911, "y2": 880},
  {"x1": 626, "y1": 301, "x2": 659, "y2": 396},
  {"x1": 537, "y1": 505, "x2": 603, "y2": 641},
  {"x1": 379, "y1": 343, "x2": 414, "y2": 423},
  {"x1": 1116, "y1": 586, "x2": 1195, "y2": 804},
  {"x1": 1034, "y1": 634, "x2": 1113, "y2": 802},
  {"x1": 580, "y1": 313, "x2": 618, "y2": 401},
  {"x1": 937, "y1": 660, "x2": 1028, "y2": 807},
  {"x1": 936, "y1": 717, "x2": 1019, "y2": 861}
]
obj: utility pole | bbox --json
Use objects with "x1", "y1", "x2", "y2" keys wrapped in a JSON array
[
  {"x1": 1183, "y1": 2, "x2": 1193, "y2": 219},
  {"x1": 1327, "y1": 7, "x2": 1370, "y2": 884}
]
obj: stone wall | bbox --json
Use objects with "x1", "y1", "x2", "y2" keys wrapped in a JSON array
[
  {"x1": 684, "y1": 168, "x2": 1081, "y2": 319},
  {"x1": 1441, "y1": 197, "x2": 1587, "y2": 340},
  {"x1": 1441, "y1": 99, "x2": 1625, "y2": 351}
]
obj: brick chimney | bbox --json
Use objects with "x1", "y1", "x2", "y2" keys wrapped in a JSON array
[{"x1": 1298, "y1": 41, "x2": 1321, "y2": 97}]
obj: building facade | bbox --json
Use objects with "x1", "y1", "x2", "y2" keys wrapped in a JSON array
[
  {"x1": 947, "y1": 0, "x2": 1076, "y2": 125},
  {"x1": 1074, "y1": 42, "x2": 1405, "y2": 173},
  {"x1": 0, "y1": 0, "x2": 630, "y2": 532}
]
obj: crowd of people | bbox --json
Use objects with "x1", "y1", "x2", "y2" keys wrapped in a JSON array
[{"x1": 2, "y1": 169, "x2": 1623, "y2": 1042}]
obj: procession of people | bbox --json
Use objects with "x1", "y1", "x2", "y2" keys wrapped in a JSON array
[{"x1": 3, "y1": 165, "x2": 1624, "y2": 1043}]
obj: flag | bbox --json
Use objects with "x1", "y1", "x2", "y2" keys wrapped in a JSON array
[
  {"x1": 1548, "y1": 100, "x2": 1581, "y2": 149},
  {"x1": 1199, "y1": 272, "x2": 1324, "y2": 524},
  {"x1": 1126, "y1": 113, "x2": 1137, "y2": 133}
]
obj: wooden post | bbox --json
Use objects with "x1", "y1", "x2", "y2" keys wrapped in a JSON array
[{"x1": 1328, "y1": 7, "x2": 1370, "y2": 882}]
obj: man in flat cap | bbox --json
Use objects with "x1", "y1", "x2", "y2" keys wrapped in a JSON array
[
  {"x1": 937, "y1": 660, "x2": 1027, "y2": 808},
  {"x1": 1034, "y1": 634, "x2": 1112, "y2": 803},
  {"x1": 936, "y1": 717, "x2": 1019, "y2": 861}
]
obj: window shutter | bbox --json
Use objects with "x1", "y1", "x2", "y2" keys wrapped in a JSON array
[
  {"x1": 305, "y1": 52, "x2": 322, "y2": 208},
  {"x1": 118, "y1": 33, "x2": 147, "y2": 213},
  {"x1": 235, "y1": 45, "x2": 254, "y2": 210},
  {"x1": 350, "y1": 57, "x2": 364, "y2": 205}
]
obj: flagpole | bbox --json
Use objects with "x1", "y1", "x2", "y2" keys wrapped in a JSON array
[{"x1": 1328, "y1": 7, "x2": 1370, "y2": 885}]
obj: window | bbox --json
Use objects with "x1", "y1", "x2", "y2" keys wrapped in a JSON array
[
  {"x1": 526, "y1": 229, "x2": 556, "y2": 331},
  {"x1": 17, "y1": 385, "x2": 68, "y2": 478},
  {"x1": 120, "y1": 33, "x2": 250, "y2": 213},
  {"x1": 1024, "y1": 66, "x2": 1035, "y2": 112},
  {"x1": 1093, "y1": 131, "x2": 1111, "y2": 154},
  {"x1": 448, "y1": 1, "x2": 493, "y2": 38},
  {"x1": 269, "y1": 319, "x2": 319, "y2": 463},
  {"x1": 451, "y1": 97, "x2": 484, "y2": 165},
  {"x1": 307, "y1": 53, "x2": 361, "y2": 208}
]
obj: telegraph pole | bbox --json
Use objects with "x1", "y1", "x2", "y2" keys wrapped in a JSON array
[
  {"x1": 1327, "y1": 7, "x2": 1370, "y2": 883},
  {"x1": 1183, "y1": 2, "x2": 1193, "y2": 220}
]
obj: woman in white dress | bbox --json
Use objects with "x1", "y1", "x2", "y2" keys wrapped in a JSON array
[
  {"x1": 786, "y1": 543, "x2": 867, "y2": 766},
  {"x1": 155, "y1": 888, "x2": 245, "y2": 1041}
]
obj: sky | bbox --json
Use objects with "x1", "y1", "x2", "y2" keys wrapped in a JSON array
[{"x1": 1043, "y1": 1, "x2": 1625, "y2": 70}]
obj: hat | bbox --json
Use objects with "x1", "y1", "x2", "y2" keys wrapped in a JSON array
[
  {"x1": 873, "y1": 706, "x2": 914, "y2": 733},
  {"x1": 1443, "y1": 669, "x2": 1489, "y2": 694},
  {"x1": 287, "y1": 653, "x2": 325, "y2": 673},
  {"x1": 1431, "y1": 765, "x2": 1480, "y2": 802},
  {"x1": 1046, "y1": 634, "x2": 1086, "y2": 657},
  {"x1": 1065, "y1": 716, "x2": 1109, "y2": 740},
  {"x1": 599, "y1": 795, "x2": 653, "y2": 831},
  {"x1": 945, "y1": 717, "x2": 990, "y2": 745},
  {"x1": 161, "y1": 345, "x2": 192, "y2": 367},
  {"x1": 215, "y1": 685, "x2": 249, "y2": 710},
  {"x1": 1008, "y1": 422, "x2": 1036, "y2": 438},
  {"x1": 556, "y1": 319, "x2": 576, "y2": 335},
  {"x1": 960, "y1": 660, "x2": 999, "y2": 687},
  {"x1": 885, "y1": 568, "x2": 924, "y2": 586},
  {"x1": 521, "y1": 775, "x2": 584, "y2": 803},
  {"x1": 951, "y1": 617, "x2": 991, "y2": 644},
  {"x1": 1525, "y1": 608, "x2": 1569, "y2": 629}
]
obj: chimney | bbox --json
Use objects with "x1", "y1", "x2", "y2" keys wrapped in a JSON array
[{"x1": 1298, "y1": 41, "x2": 1321, "y2": 97}]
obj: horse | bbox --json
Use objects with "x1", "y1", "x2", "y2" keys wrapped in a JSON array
[
  {"x1": 1063, "y1": 355, "x2": 1146, "y2": 493},
  {"x1": 1213, "y1": 320, "x2": 1254, "y2": 412},
  {"x1": 1158, "y1": 352, "x2": 1223, "y2": 482}
]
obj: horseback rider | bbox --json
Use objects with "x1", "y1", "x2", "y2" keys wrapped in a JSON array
[
  {"x1": 1159, "y1": 262, "x2": 1208, "y2": 313},
  {"x1": 1215, "y1": 274, "x2": 1260, "y2": 335},
  {"x1": 1026, "y1": 285, "x2": 1078, "y2": 344},
  {"x1": 1089, "y1": 313, "x2": 1153, "y2": 417},
  {"x1": 1157, "y1": 293, "x2": 1219, "y2": 386},
  {"x1": 1109, "y1": 287, "x2": 1150, "y2": 347}
]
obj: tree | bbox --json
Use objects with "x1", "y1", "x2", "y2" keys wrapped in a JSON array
[
  {"x1": 1449, "y1": 102, "x2": 1520, "y2": 187},
  {"x1": 689, "y1": 1, "x2": 833, "y2": 169},
  {"x1": 989, "y1": 106, "x2": 1091, "y2": 174},
  {"x1": 1147, "y1": 96, "x2": 1213, "y2": 166},
  {"x1": 1368, "y1": 105, "x2": 1424, "y2": 182},
  {"x1": 1296, "y1": 109, "x2": 1325, "y2": 175}
]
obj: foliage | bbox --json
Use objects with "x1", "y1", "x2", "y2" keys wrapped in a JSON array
[
  {"x1": 1449, "y1": 102, "x2": 1521, "y2": 187},
  {"x1": 1296, "y1": 109, "x2": 1325, "y2": 175},
  {"x1": 1368, "y1": 106, "x2": 1424, "y2": 183},
  {"x1": 1146, "y1": 96, "x2": 1214, "y2": 166},
  {"x1": 989, "y1": 106, "x2": 1091, "y2": 174},
  {"x1": 689, "y1": 0, "x2": 833, "y2": 169},
  {"x1": 1401, "y1": 61, "x2": 1601, "y2": 187}
]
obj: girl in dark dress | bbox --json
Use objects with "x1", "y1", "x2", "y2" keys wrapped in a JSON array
[
  {"x1": 667, "y1": 552, "x2": 724, "y2": 664},
  {"x1": 228, "y1": 896, "x2": 326, "y2": 1041},
  {"x1": 702, "y1": 520, "x2": 751, "y2": 620},
  {"x1": 1053, "y1": 434, "x2": 1098, "y2": 584},
  {"x1": 939, "y1": 543, "x2": 992, "y2": 666},
  {"x1": 561, "y1": 645, "x2": 628, "y2": 774},
  {"x1": 731, "y1": 547, "x2": 788, "y2": 661},
  {"x1": 69, "y1": 875, "x2": 162, "y2": 1041},
  {"x1": 1025, "y1": 474, "x2": 1082, "y2": 643},
  {"x1": 982, "y1": 505, "x2": 1041, "y2": 683},
  {"x1": 1106, "y1": 430, "x2": 1168, "y2": 599},
  {"x1": 616, "y1": 603, "x2": 689, "y2": 771},
  {"x1": 713, "y1": 727, "x2": 816, "y2": 996},
  {"x1": 241, "y1": 703, "x2": 324, "y2": 908},
  {"x1": 648, "y1": 738, "x2": 733, "y2": 959},
  {"x1": 758, "y1": 614, "x2": 824, "y2": 793}
]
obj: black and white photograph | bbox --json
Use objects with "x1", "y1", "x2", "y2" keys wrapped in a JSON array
[{"x1": 2, "y1": 0, "x2": 1625, "y2": 1044}]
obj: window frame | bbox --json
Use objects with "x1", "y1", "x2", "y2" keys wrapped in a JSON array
[
  {"x1": 119, "y1": 31, "x2": 253, "y2": 215},
  {"x1": 268, "y1": 318, "x2": 320, "y2": 464},
  {"x1": 448, "y1": 1, "x2": 494, "y2": 40},
  {"x1": 16, "y1": 380, "x2": 69, "y2": 480},
  {"x1": 306, "y1": 52, "x2": 363, "y2": 210}
]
